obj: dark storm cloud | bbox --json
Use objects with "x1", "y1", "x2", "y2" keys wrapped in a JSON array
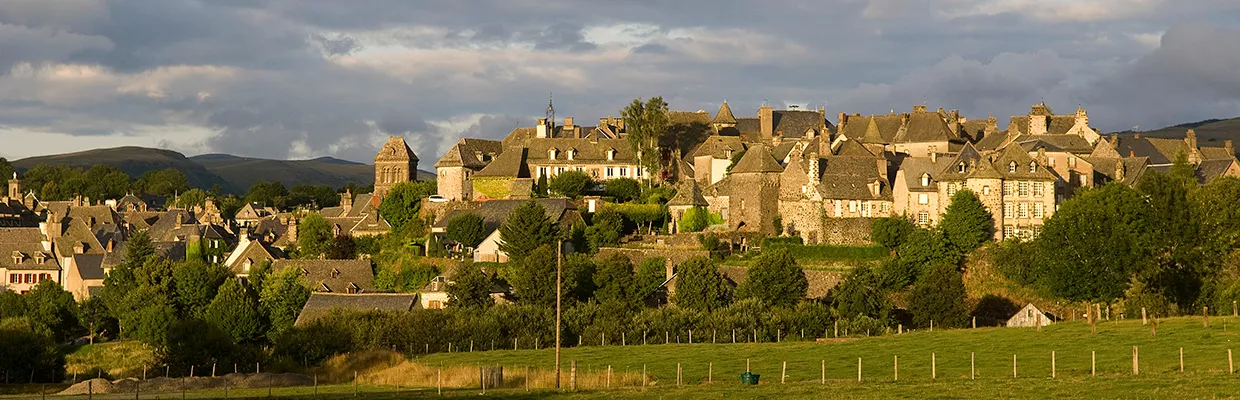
[{"x1": 0, "y1": 0, "x2": 1236, "y2": 162}]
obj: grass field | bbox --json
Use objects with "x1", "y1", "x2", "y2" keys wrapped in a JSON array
[{"x1": 65, "y1": 341, "x2": 158, "y2": 379}]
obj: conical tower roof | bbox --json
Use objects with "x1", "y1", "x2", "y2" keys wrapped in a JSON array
[{"x1": 712, "y1": 101, "x2": 737, "y2": 125}]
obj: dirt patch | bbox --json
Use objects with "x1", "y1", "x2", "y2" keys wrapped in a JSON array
[
  {"x1": 57, "y1": 373, "x2": 313, "y2": 395},
  {"x1": 814, "y1": 337, "x2": 859, "y2": 344}
]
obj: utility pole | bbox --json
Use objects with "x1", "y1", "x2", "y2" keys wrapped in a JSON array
[{"x1": 555, "y1": 240, "x2": 563, "y2": 389}]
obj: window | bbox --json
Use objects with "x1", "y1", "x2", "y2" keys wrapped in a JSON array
[
  {"x1": 834, "y1": 200, "x2": 842, "y2": 217},
  {"x1": 619, "y1": 167, "x2": 628, "y2": 176},
  {"x1": 1069, "y1": 157, "x2": 1077, "y2": 168},
  {"x1": 548, "y1": 148, "x2": 558, "y2": 160},
  {"x1": 8, "y1": 274, "x2": 16, "y2": 283},
  {"x1": 538, "y1": 167, "x2": 548, "y2": 177},
  {"x1": 917, "y1": 212, "x2": 929, "y2": 226},
  {"x1": 1018, "y1": 203, "x2": 1029, "y2": 219},
  {"x1": 983, "y1": 186, "x2": 991, "y2": 196},
  {"x1": 1029, "y1": 161, "x2": 1037, "y2": 173},
  {"x1": 556, "y1": 167, "x2": 565, "y2": 174},
  {"x1": 429, "y1": 300, "x2": 443, "y2": 310},
  {"x1": 918, "y1": 193, "x2": 929, "y2": 205},
  {"x1": 1033, "y1": 182, "x2": 1044, "y2": 197},
  {"x1": 1004, "y1": 202, "x2": 1014, "y2": 218},
  {"x1": 1009, "y1": 162, "x2": 1017, "y2": 173},
  {"x1": 636, "y1": 168, "x2": 643, "y2": 177},
  {"x1": 958, "y1": 163, "x2": 966, "y2": 173},
  {"x1": 607, "y1": 149, "x2": 616, "y2": 161},
  {"x1": 1018, "y1": 182, "x2": 1029, "y2": 197},
  {"x1": 567, "y1": 149, "x2": 575, "y2": 161},
  {"x1": 1034, "y1": 203, "x2": 1044, "y2": 219},
  {"x1": 1003, "y1": 225, "x2": 1014, "y2": 239},
  {"x1": 1003, "y1": 182, "x2": 1013, "y2": 196},
  {"x1": 861, "y1": 202, "x2": 871, "y2": 217},
  {"x1": 921, "y1": 174, "x2": 931, "y2": 187},
  {"x1": 1049, "y1": 158, "x2": 1056, "y2": 167},
  {"x1": 947, "y1": 183, "x2": 957, "y2": 197},
  {"x1": 849, "y1": 200, "x2": 858, "y2": 213},
  {"x1": 880, "y1": 203, "x2": 890, "y2": 213},
  {"x1": 606, "y1": 167, "x2": 614, "y2": 177}
]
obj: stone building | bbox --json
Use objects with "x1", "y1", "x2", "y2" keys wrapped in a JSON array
[
  {"x1": 727, "y1": 145, "x2": 783, "y2": 234},
  {"x1": 374, "y1": 136, "x2": 419, "y2": 200}
]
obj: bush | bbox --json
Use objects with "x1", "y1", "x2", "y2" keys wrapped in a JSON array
[
  {"x1": 548, "y1": 170, "x2": 592, "y2": 199},
  {"x1": 736, "y1": 248, "x2": 807, "y2": 307},
  {"x1": 605, "y1": 178, "x2": 642, "y2": 203},
  {"x1": 871, "y1": 216, "x2": 915, "y2": 249},
  {"x1": 993, "y1": 240, "x2": 1039, "y2": 285},
  {"x1": 762, "y1": 243, "x2": 888, "y2": 261},
  {"x1": 586, "y1": 208, "x2": 624, "y2": 251},
  {"x1": 908, "y1": 263, "x2": 968, "y2": 329},
  {"x1": 829, "y1": 266, "x2": 891, "y2": 322},
  {"x1": 445, "y1": 213, "x2": 487, "y2": 249},
  {"x1": 678, "y1": 206, "x2": 714, "y2": 233},
  {"x1": 672, "y1": 257, "x2": 732, "y2": 312}
]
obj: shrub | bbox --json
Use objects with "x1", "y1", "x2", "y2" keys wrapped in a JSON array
[
  {"x1": 736, "y1": 248, "x2": 807, "y2": 307},
  {"x1": 678, "y1": 206, "x2": 712, "y2": 233},
  {"x1": 548, "y1": 170, "x2": 592, "y2": 198},
  {"x1": 445, "y1": 213, "x2": 487, "y2": 249},
  {"x1": 908, "y1": 263, "x2": 968, "y2": 329},
  {"x1": 672, "y1": 257, "x2": 731, "y2": 312},
  {"x1": 871, "y1": 216, "x2": 915, "y2": 249},
  {"x1": 605, "y1": 178, "x2": 642, "y2": 203}
]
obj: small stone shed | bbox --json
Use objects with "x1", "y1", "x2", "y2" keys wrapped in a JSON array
[{"x1": 1007, "y1": 303, "x2": 1053, "y2": 327}]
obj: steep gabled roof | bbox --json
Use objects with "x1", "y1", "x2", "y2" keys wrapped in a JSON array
[
  {"x1": 687, "y1": 135, "x2": 746, "y2": 159},
  {"x1": 274, "y1": 259, "x2": 375, "y2": 293},
  {"x1": 815, "y1": 156, "x2": 891, "y2": 200},
  {"x1": 668, "y1": 180, "x2": 709, "y2": 207},
  {"x1": 771, "y1": 110, "x2": 826, "y2": 139},
  {"x1": 893, "y1": 111, "x2": 957, "y2": 143},
  {"x1": 374, "y1": 136, "x2": 418, "y2": 162},
  {"x1": 475, "y1": 147, "x2": 530, "y2": 178},
  {"x1": 993, "y1": 144, "x2": 1059, "y2": 181},
  {"x1": 668, "y1": 110, "x2": 711, "y2": 125},
  {"x1": 295, "y1": 293, "x2": 416, "y2": 326},
  {"x1": 712, "y1": 101, "x2": 737, "y2": 125},
  {"x1": 729, "y1": 145, "x2": 783, "y2": 174},
  {"x1": 435, "y1": 138, "x2": 505, "y2": 169}
]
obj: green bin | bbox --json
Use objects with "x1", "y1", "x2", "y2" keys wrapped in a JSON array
[{"x1": 740, "y1": 372, "x2": 760, "y2": 385}]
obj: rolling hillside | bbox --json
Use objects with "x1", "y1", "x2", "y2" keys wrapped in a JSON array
[
  {"x1": 9, "y1": 146, "x2": 432, "y2": 194},
  {"x1": 1112, "y1": 116, "x2": 1240, "y2": 155}
]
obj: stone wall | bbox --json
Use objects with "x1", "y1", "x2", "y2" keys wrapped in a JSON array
[
  {"x1": 819, "y1": 217, "x2": 877, "y2": 245},
  {"x1": 595, "y1": 247, "x2": 710, "y2": 271}
]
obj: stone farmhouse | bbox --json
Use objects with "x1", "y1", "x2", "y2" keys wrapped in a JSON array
[{"x1": 434, "y1": 101, "x2": 1239, "y2": 244}]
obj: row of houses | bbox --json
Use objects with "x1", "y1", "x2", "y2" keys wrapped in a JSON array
[{"x1": 434, "y1": 102, "x2": 1240, "y2": 243}]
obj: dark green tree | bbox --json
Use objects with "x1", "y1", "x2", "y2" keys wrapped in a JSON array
[
  {"x1": 511, "y1": 244, "x2": 558, "y2": 306},
  {"x1": 326, "y1": 234, "x2": 358, "y2": 259},
  {"x1": 635, "y1": 257, "x2": 668, "y2": 303},
  {"x1": 871, "y1": 216, "x2": 916, "y2": 249},
  {"x1": 671, "y1": 257, "x2": 731, "y2": 311},
  {"x1": 1138, "y1": 167, "x2": 1205, "y2": 307},
  {"x1": 447, "y1": 262, "x2": 495, "y2": 309},
  {"x1": 593, "y1": 254, "x2": 637, "y2": 309},
  {"x1": 259, "y1": 265, "x2": 311, "y2": 341},
  {"x1": 0, "y1": 158, "x2": 13, "y2": 185},
  {"x1": 621, "y1": 97, "x2": 669, "y2": 181},
  {"x1": 909, "y1": 263, "x2": 969, "y2": 328},
  {"x1": 205, "y1": 279, "x2": 266, "y2": 343},
  {"x1": 605, "y1": 178, "x2": 642, "y2": 203},
  {"x1": 0, "y1": 289, "x2": 26, "y2": 320},
  {"x1": 81, "y1": 164, "x2": 131, "y2": 200},
  {"x1": 548, "y1": 170, "x2": 592, "y2": 198},
  {"x1": 77, "y1": 297, "x2": 115, "y2": 344},
  {"x1": 162, "y1": 319, "x2": 241, "y2": 372},
  {"x1": 23, "y1": 280, "x2": 81, "y2": 341},
  {"x1": 736, "y1": 248, "x2": 807, "y2": 307},
  {"x1": 1035, "y1": 183, "x2": 1153, "y2": 301},
  {"x1": 288, "y1": 184, "x2": 340, "y2": 208},
  {"x1": 136, "y1": 168, "x2": 189, "y2": 199},
  {"x1": 297, "y1": 214, "x2": 334, "y2": 258},
  {"x1": 125, "y1": 288, "x2": 177, "y2": 347},
  {"x1": 830, "y1": 266, "x2": 891, "y2": 321},
  {"x1": 938, "y1": 189, "x2": 994, "y2": 257},
  {"x1": 498, "y1": 201, "x2": 560, "y2": 263},
  {"x1": 244, "y1": 181, "x2": 290, "y2": 209},
  {"x1": 124, "y1": 230, "x2": 156, "y2": 265},
  {"x1": 586, "y1": 208, "x2": 623, "y2": 252},
  {"x1": 377, "y1": 181, "x2": 437, "y2": 232},
  {"x1": 174, "y1": 188, "x2": 209, "y2": 210},
  {"x1": 0, "y1": 318, "x2": 65, "y2": 383},
  {"x1": 172, "y1": 260, "x2": 231, "y2": 319},
  {"x1": 563, "y1": 254, "x2": 597, "y2": 302},
  {"x1": 445, "y1": 213, "x2": 487, "y2": 249}
]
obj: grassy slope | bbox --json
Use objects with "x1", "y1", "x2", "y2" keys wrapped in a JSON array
[{"x1": 65, "y1": 341, "x2": 158, "y2": 379}]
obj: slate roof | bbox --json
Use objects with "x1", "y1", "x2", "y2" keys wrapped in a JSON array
[
  {"x1": 432, "y1": 199, "x2": 576, "y2": 234},
  {"x1": 1201, "y1": 146, "x2": 1235, "y2": 161},
  {"x1": 898, "y1": 157, "x2": 945, "y2": 192},
  {"x1": 668, "y1": 110, "x2": 711, "y2": 125},
  {"x1": 937, "y1": 143, "x2": 1003, "y2": 180},
  {"x1": 71, "y1": 254, "x2": 106, "y2": 280},
  {"x1": 1116, "y1": 136, "x2": 1189, "y2": 165},
  {"x1": 116, "y1": 194, "x2": 147, "y2": 212},
  {"x1": 1008, "y1": 115, "x2": 1081, "y2": 136},
  {"x1": 435, "y1": 138, "x2": 505, "y2": 169},
  {"x1": 523, "y1": 138, "x2": 635, "y2": 165},
  {"x1": 1197, "y1": 159, "x2": 1239, "y2": 183},
  {"x1": 729, "y1": 145, "x2": 783, "y2": 174},
  {"x1": 838, "y1": 114, "x2": 903, "y2": 144},
  {"x1": 770, "y1": 110, "x2": 827, "y2": 139},
  {"x1": 1014, "y1": 134, "x2": 1094, "y2": 154},
  {"x1": 0, "y1": 228, "x2": 57, "y2": 271},
  {"x1": 668, "y1": 181, "x2": 709, "y2": 207},
  {"x1": 712, "y1": 101, "x2": 737, "y2": 124},
  {"x1": 374, "y1": 136, "x2": 418, "y2": 162},
  {"x1": 687, "y1": 136, "x2": 746, "y2": 159},
  {"x1": 704, "y1": 175, "x2": 732, "y2": 197},
  {"x1": 992, "y1": 144, "x2": 1060, "y2": 181},
  {"x1": 224, "y1": 238, "x2": 278, "y2": 274},
  {"x1": 959, "y1": 119, "x2": 991, "y2": 142},
  {"x1": 475, "y1": 147, "x2": 530, "y2": 178},
  {"x1": 295, "y1": 293, "x2": 417, "y2": 326},
  {"x1": 893, "y1": 111, "x2": 958, "y2": 143},
  {"x1": 833, "y1": 139, "x2": 879, "y2": 157},
  {"x1": 815, "y1": 156, "x2": 892, "y2": 200},
  {"x1": 274, "y1": 259, "x2": 375, "y2": 294}
]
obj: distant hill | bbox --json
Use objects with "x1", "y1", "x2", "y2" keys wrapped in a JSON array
[
  {"x1": 1111, "y1": 117, "x2": 1240, "y2": 149},
  {"x1": 12, "y1": 147, "x2": 431, "y2": 194},
  {"x1": 12, "y1": 146, "x2": 233, "y2": 191}
]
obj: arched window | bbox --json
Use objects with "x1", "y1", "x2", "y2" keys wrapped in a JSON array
[
  {"x1": 958, "y1": 163, "x2": 966, "y2": 173},
  {"x1": 920, "y1": 173, "x2": 930, "y2": 187},
  {"x1": 1009, "y1": 162, "x2": 1017, "y2": 173}
]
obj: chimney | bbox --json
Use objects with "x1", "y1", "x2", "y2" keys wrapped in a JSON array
[
  {"x1": 838, "y1": 113, "x2": 848, "y2": 131},
  {"x1": 340, "y1": 190, "x2": 353, "y2": 213},
  {"x1": 564, "y1": 117, "x2": 574, "y2": 130},
  {"x1": 759, "y1": 104, "x2": 774, "y2": 139},
  {"x1": 807, "y1": 153, "x2": 820, "y2": 182},
  {"x1": 107, "y1": 238, "x2": 114, "y2": 252},
  {"x1": 1130, "y1": 150, "x2": 1135, "y2": 157},
  {"x1": 175, "y1": 212, "x2": 183, "y2": 229},
  {"x1": 536, "y1": 117, "x2": 548, "y2": 138},
  {"x1": 1110, "y1": 133, "x2": 1118, "y2": 145},
  {"x1": 1029, "y1": 115, "x2": 1048, "y2": 135},
  {"x1": 1226, "y1": 140, "x2": 1234, "y2": 155},
  {"x1": 930, "y1": 152, "x2": 937, "y2": 163},
  {"x1": 985, "y1": 115, "x2": 998, "y2": 135},
  {"x1": 1115, "y1": 160, "x2": 1126, "y2": 181},
  {"x1": 1186, "y1": 129, "x2": 1198, "y2": 149},
  {"x1": 913, "y1": 105, "x2": 927, "y2": 113},
  {"x1": 73, "y1": 243, "x2": 85, "y2": 254}
]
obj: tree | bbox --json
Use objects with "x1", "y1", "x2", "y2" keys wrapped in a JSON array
[
  {"x1": 909, "y1": 263, "x2": 968, "y2": 328},
  {"x1": 447, "y1": 262, "x2": 494, "y2": 309},
  {"x1": 605, "y1": 178, "x2": 642, "y2": 203},
  {"x1": 373, "y1": 263, "x2": 439, "y2": 293},
  {"x1": 938, "y1": 189, "x2": 994, "y2": 257},
  {"x1": 563, "y1": 254, "x2": 597, "y2": 302},
  {"x1": 885, "y1": 227, "x2": 953, "y2": 288},
  {"x1": 498, "y1": 201, "x2": 560, "y2": 263},
  {"x1": 1138, "y1": 168, "x2": 1205, "y2": 307},
  {"x1": 377, "y1": 181, "x2": 437, "y2": 232},
  {"x1": 593, "y1": 254, "x2": 637, "y2": 309},
  {"x1": 445, "y1": 213, "x2": 487, "y2": 249},
  {"x1": 871, "y1": 216, "x2": 915, "y2": 249},
  {"x1": 244, "y1": 181, "x2": 290, "y2": 209},
  {"x1": 297, "y1": 214, "x2": 334, "y2": 258},
  {"x1": 635, "y1": 258, "x2": 667, "y2": 303},
  {"x1": 0, "y1": 289, "x2": 26, "y2": 320},
  {"x1": 671, "y1": 257, "x2": 731, "y2": 311},
  {"x1": 23, "y1": 280, "x2": 81, "y2": 341},
  {"x1": 678, "y1": 206, "x2": 712, "y2": 233},
  {"x1": 259, "y1": 265, "x2": 311, "y2": 341},
  {"x1": 174, "y1": 188, "x2": 209, "y2": 210},
  {"x1": 125, "y1": 288, "x2": 177, "y2": 347},
  {"x1": 736, "y1": 248, "x2": 807, "y2": 307},
  {"x1": 1035, "y1": 183, "x2": 1153, "y2": 301},
  {"x1": 511, "y1": 244, "x2": 558, "y2": 306},
  {"x1": 137, "y1": 168, "x2": 189, "y2": 198},
  {"x1": 0, "y1": 158, "x2": 13, "y2": 185},
  {"x1": 77, "y1": 297, "x2": 115, "y2": 344},
  {"x1": 205, "y1": 279, "x2": 266, "y2": 343},
  {"x1": 548, "y1": 170, "x2": 592, "y2": 199},
  {"x1": 81, "y1": 164, "x2": 131, "y2": 200},
  {"x1": 288, "y1": 184, "x2": 340, "y2": 209},
  {"x1": 0, "y1": 318, "x2": 65, "y2": 383},
  {"x1": 124, "y1": 230, "x2": 156, "y2": 265},
  {"x1": 326, "y1": 234, "x2": 358, "y2": 259},
  {"x1": 162, "y1": 319, "x2": 241, "y2": 372},
  {"x1": 621, "y1": 97, "x2": 669, "y2": 181},
  {"x1": 586, "y1": 208, "x2": 623, "y2": 251},
  {"x1": 830, "y1": 266, "x2": 891, "y2": 321},
  {"x1": 172, "y1": 260, "x2": 231, "y2": 319}
]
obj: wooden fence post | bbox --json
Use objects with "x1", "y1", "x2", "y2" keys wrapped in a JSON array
[
  {"x1": 708, "y1": 362, "x2": 712, "y2": 383},
  {"x1": 1180, "y1": 348, "x2": 1184, "y2": 373},
  {"x1": 354, "y1": 371, "x2": 358, "y2": 396},
  {"x1": 437, "y1": 368, "x2": 441, "y2": 395},
  {"x1": 930, "y1": 320, "x2": 934, "y2": 332},
  {"x1": 571, "y1": 360, "x2": 577, "y2": 391},
  {"x1": 858, "y1": 357, "x2": 862, "y2": 382},
  {"x1": 676, "y1": 363, "x2": 681, "y2": 387},
  {"x1": 781, "y1": 361, "x2": 787, "y2": 384},
  {"x1": 1037, "y1": 313, "x2": 1042, "y2": 332},
  {"x1": 898, "y1": 324, "x2": 902, "y2": 334},
  {"x1": 970, "y1": 352, "x2": 975, "y2": 380},
  {"x1": 1091, "y1": 351, "x2": 1096, "y2": 377},
  {"x1": 732, "y1": 329, "x2": 736, "y2": 343},
  {"x1": 643, "y1": 364, "x2": 647, "y2": 389},
  {"x1": 1233, "y1": 300, "x2": 1237, "y2": 317},
  {"x1": 1012, "y1": 354, "x2": 1017, "y2": 378},
  {"x1": 688, "y1": 330, "x2": 692, "y2": 344},
  {"x1": 894, "y1": 355, "x2": 898, "y2": 381},
  {"x1": 1133, "y1": 346, "x2": 1139, "y2": 375},
  {"x1": 1205, "y1": 306, "x2": 1210, "y2": 328},
  {"x1": 835, "y1": 320, "x2": 839, "y2": 338},
  {"x1": 972, "y1": 317, "x2": 976, "y2": 329},
  {"x1": 932, "y1": 353, "x2": 936, "y2": 380},
  {"x1": 1230, "y1": 349, "x2": 1234, "y2": 374},
  {"x1": 1052, "y1": 351, "x2": 1056, "y2": 378},
  {"x1": 1142, "y1": 307, "x2": 1147, "y2": 325},
  {"x1": 821, "y1": 360, "x2": 825, "y2": 384},
  {"x1": 607, "y1": 365, "x2": 612, "y2": 388}
]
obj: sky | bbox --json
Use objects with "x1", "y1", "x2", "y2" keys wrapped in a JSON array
[{"x1": 0, "y1": 0, "x2": 1238, "y2": 164}]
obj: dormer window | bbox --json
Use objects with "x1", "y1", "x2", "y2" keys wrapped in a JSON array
[
  {"x1": 1029, "y1": 161, "x2": 1037, "y2": 173},
  {"x1": 301, "y1": 268, "x2": 310, "y2": 276},
  {"x1": 1009, "y1": 162, "x2": 1017, "y2": 173},
  {"x1": 34, "y1": 252, "x2": 45, "y2": 264},
  {"x1": 921, "y1": 173, "x2": 931, "y2": 187},
  {"x1": 726, "y1": 149, "x2": 733, "y2": 159},
  {"x1": 548, "y1": 148, "x2": 558, "y2": 160},
  {"x1": 567, "y1": 148, "x2": 576, "y2": 161},
  {"x1": 958, "y1": 163, "x2": 966, "y2": 173},
  {"x1": 11, "y1": 252, "x2": 21, "y2": 265},
  {"x1": 331, "y1": 268, "x2": 340, "y2": 278},
  {"x1": 607, "y1": 148, "x2": 616, "y2": 161}
]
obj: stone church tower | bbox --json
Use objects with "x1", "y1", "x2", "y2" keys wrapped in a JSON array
[{"x1": 374, "y1": 136, "x2": 419, "y2": 199}]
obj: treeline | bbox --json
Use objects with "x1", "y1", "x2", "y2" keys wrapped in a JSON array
[{"x1": 994, "y1": 167, "x2": 1240, "y2": 316}]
